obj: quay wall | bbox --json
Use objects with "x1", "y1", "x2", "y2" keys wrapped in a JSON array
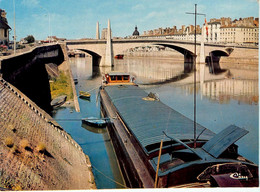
[
  {"x1": 220, "y1": 47, "x2": 258, "y2": 70},
  {"x1": 0, "y1": 77, "x2": 96, "y2": 190},
  {"x1": 59, "y1": 43, "x2": 80, "y2": 112},
  {"x1": 0, "y1": 44, "x2": 64, "y2": 113}
]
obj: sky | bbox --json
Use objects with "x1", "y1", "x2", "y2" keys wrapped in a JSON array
[{"x1": 0, "y1": 0, "x2": 259, "y2": 41}]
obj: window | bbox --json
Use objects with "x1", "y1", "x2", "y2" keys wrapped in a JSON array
[
  {"x1": 110, "y1": 75, "x2": 116, "y2": 81},
  {"x1": 4, "y1": 29, "x2": 7, "y2": 38},
  {"x1": 123, "y1": 75, "x2": 129, "y2": 81},
  {"x1": 117, "y1": 76, "x2": 122, "y2": 81}
]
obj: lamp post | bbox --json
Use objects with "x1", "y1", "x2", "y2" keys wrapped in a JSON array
[
  {"x1": 13, "y1": 0, "x2": 16, "y2": 54},
  {"x1": 40, "y1": 6, "x2": 51, "y2": 43}
]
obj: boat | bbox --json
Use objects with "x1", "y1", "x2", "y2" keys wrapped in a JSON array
[
  {"x1": 79, "y1": 91, "x2": 91, "y2": 99},
  {"x1": 99, "y1": 72, "x2": 258, "y2": 188},
  {"x1": 82, "y1": 117, "x2": 107, "y2": 128},
  {"x1": 114, "y1": 54, "x2": 124, "y2": 59},
  {"x1": 50, "y1": 95, "x2": 67, "y2": 108},
  {"x1": 81, "y1": 122, "x2": 107, "y2": 134},
  {"x1": 102, "y1": 72, "x2": 135, "y2": 86}
]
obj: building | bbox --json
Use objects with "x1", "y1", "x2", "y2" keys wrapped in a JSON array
[
  {"x1": 46, "y1": 36, "x2": 66, "y2": 42},
  {"x1": 0, "y1": 9, "x2": 11, "y2": 46},
  {"x1": 203, "y1": 20, "x2": 221, "y2": 43},
  {"x1": 220, "y1": 18, "x2": 259, "y2": 45},
  {"x1": 101, "y1": 28, "x2": 107, "y2": 39},
  {"x1": 203, "y1": 17, "x2": 259, "y2": 45},
  {"x1": 140, "y1": 17, "x2": 258, "y2": 45},
  {"x1": 142, "y1": 25, "x2": 202, "y2": 41},
  {"x1": 132, "y1": 26, "x2": 140, "y2": 37}
]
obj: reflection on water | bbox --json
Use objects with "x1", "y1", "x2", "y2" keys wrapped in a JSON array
[
  {"x1": 81, "y1": 123, "x2": 107, "y2": 134},
  {"x1": 181, "y1": 79, "x2": 258, "y2": 105},
  {"x1": 52, "y1": 56, "x2": 258, "y2": 189},
  {"x1": 113, "y1": 57, "x2": 185, "y2": 84}
]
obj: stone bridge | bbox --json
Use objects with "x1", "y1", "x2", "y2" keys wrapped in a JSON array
[{"x1": 66, "y1": 38, "x2": 234, "y2": 70}]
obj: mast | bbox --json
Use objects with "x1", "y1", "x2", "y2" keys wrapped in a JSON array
[{"x1": 186, "y1": 4, "x2": 206, "y2": 148}]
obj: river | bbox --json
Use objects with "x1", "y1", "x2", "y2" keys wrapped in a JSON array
[{"x1": 51, "y1": 56, "x2": 258, "y2": 189}]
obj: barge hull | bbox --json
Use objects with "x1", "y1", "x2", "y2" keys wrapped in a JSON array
[
  {"x1": 100, "y1": 83, "x2": 258, "y2": 188},
  {"x1": 100, "y1": 89, "x2": 154, "y2": 188}
]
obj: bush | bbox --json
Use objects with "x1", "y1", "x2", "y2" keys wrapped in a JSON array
[
  {"x1": 0, "y1": 44, "x2": 7, "y2": 52},
  {"x1": 50, "y1": 71, "x2": 73, "y2": 100},
  {"x1": 24, "y1": 35, "x2": 35, "y2": 43},
  {"x1": 5, "y1": 137, "x2": 14, "y2": 148},
  {"x1": 11, "y1": 145, "x2": 19, "y2": 154},
  {"x1": 36, "y1": 142, "x2": 46, "y2": 153},
  {"x1": 20, "y1": 139, "x2": 30, "y2": 150}
]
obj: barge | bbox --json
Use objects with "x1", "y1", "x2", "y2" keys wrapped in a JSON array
[{"x1": 100, "y1": 72, "x2": 258, "y2": 188}]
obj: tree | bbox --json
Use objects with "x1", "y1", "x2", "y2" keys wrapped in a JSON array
[{"x1": 24, "y1": 35, "x2": 35, "y2": 43}]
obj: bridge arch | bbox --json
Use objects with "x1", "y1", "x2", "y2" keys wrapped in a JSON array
[
  {"x1": 206, "y1": 50, "x2": 229, "y2": 73},
  {"x1": 76, "y1": 49, "x2": 102, "y2": 67},
  {"x1": 156, "y1": 43, "x2": 196, "y2": 72},
  {"x1": 118, "y1": 42, "x2": 196, "y2": 73}
]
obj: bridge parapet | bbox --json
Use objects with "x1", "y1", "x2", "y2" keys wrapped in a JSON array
[{"x1": 0, "y1": 44, "x2": 65, "y2": 112}]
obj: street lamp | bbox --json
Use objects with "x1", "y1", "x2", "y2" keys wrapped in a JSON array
[
  {"x1": 13, "y1": 0, "x2": 16, "y2": 54},
  {"x1": 40, "y1": 6, "x2": 51, "y2": 43}
]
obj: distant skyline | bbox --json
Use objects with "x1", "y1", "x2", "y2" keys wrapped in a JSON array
[{"x1": 0, "y1": 0, "x2": 259, "y2": 41}]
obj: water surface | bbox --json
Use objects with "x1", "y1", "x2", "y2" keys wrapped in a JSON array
[{"x1": 52, "y1": 56, "x2": 258, "y2": 189}]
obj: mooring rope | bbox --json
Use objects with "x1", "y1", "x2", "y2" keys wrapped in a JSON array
[{"x1": 91, "y1": 164, "x2": 128, "y2": 188}]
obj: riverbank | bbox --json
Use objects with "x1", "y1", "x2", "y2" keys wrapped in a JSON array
[
  {"x1": 49, "y1": 71, "x2": 74, "y2": 100},
  {"x1": 0, "y1": 77, "x2": 96, "y2": 190},
  {"x1": 48, "y1": 44, "x2": 80, "y2": 112}
]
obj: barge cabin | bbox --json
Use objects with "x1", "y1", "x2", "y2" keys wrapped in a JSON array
[
  {"x1": 102, "y1": 72, "x2": 135, "y2": 86},
  {"x1": 100, "y1": 72, "x2": 258, "y2": 188}
]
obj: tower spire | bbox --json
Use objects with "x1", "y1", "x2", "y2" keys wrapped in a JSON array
[
  {"x1": 104, "y1": 19, "x2": 114, "y2": 66},
  {"x1": 96, "y1": 21, "x2": 100, "y2": 39}
]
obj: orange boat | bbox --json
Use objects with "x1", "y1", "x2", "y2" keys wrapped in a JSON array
[
  {"x1": 114, "y1": 54, "x2": 124, "y2": 59},
  {"x1": 102, "y1": 72, "x2": 135, "y2": 86}
]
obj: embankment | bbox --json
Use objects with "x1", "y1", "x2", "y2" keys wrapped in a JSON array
[
  {"x1": 220, "y1": 47, "x2": 258, "y2": 71},
  {"x1": 0, "y1": 44, "x2": 64, "y2": 113},
  {"x1": 0, "y1": 43, "x2": 80, "y2": 113},
  {"x1": 0, "y1": 77, "x2": 96, "y2": 190}
]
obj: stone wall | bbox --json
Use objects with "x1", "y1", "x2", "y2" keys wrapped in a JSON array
[
  {"x1": 220, "y1": 47, "x2": 258, "y2": 70},
  {"x1": 0, "y1": 77, "x2": 96, "y2": 190},
  {"x1": 0, "y1": 44, "x2": 64, "y2": 113}
]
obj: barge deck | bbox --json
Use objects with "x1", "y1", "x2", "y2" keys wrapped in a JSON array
[{"x1": 100, "y1": 78, "x2": 258, "y2": 188}]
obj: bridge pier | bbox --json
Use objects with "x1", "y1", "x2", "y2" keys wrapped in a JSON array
[
  {"x1": 206, "y1": 53, "x2": 222, "y2": 74},
  {"x1": 184, "y1": 52, "x2": 194, "y2": 73},
  {"x1": 199, "y1": 28, "x2": 206, "y2": 83},
  {"x1": 184, "y1": 58, "x2": 193, "y2": 73},
  {"x1": 102, "y1": 19, "x2": 114, "y2": 67}
]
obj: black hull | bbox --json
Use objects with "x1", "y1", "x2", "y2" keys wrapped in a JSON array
[{"x1": 100, "y1": 90, "x2": 154, "y2": 188}]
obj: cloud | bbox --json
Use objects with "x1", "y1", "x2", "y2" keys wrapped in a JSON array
[
  {"x1": 21, "y1": 0, "x2": 39, "y2": 8},
  {"x1": 131, "y1": 4, "x2": 145, "y2": 11},
  {"x1": 145, "y1": 11, "x2": 159, "y2": 20}
]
